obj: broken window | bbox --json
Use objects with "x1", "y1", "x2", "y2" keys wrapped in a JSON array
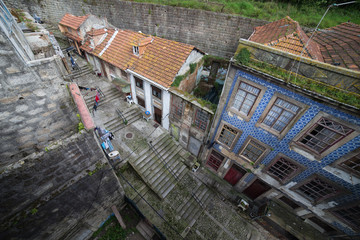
[
  {"x1": 338, "y1": 150, "x2": 360, "y2": 177},
  {"x1": 331, "y1": 203, "x2": 360, "y2": 231},
  {"x1": 171, "y1": 96, "x2": 184, "y2": 119},
  {"x1": 206, "y1": 150, "x2": 225, "y2": 171},
  {"x1": 217, "y1": 124, "x2": 239, "y2": 148},
  {"x1": 194, "y1": 109, "x2": 209, "y2": 131},
  {"x1": 266, "y1": 155, "x2": 302, "y2": 183},
  {"x1": 239, "y1": 139, "x2": 267, "y2": 163},
  {"x1": 293, "y1": 175, "x2": 342, "y2": 203},
  {"x1": 297, "y1": 118, "x2": 353, "y2": 154}
]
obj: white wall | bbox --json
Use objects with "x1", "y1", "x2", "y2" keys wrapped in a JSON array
[
  {"x1": 162, "y1": 90, "x2": 170, "y2": 130},
  {"x1": 177, "y1": 49, "x2": 203, "y2": 76},
  {"x1": 130, "y1": 73, "x2": 138, "y2": 104},
  {"x1": 143, "y1": 81, "x2": 152, "y2": 114}
]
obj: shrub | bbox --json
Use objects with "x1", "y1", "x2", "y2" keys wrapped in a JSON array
[{"x1": 235, "y1": 48, "x2": 250, "y2": 65}]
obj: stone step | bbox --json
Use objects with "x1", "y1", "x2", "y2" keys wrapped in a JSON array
[
  {"x1": 84, "y1": 88, "x2": 118, "y2": 102},
  {"x1": 136, "y1": 220, "x2": 155, "y2": 240},
  {"x1": 182, "y1": 186, "x2": 211, "y2": 221},
  {"x1": 142, "y1": 141, "x2": 179, "y2": 179},
  {"x1": 111, "y1": 114, "x2": 142, "y2": 133},
  {"x1": 85, "y1": 89, "x2": 122, "y2": 105},
  {"x1": 158, "y1": 164, "x2": 188, "y2": 199},
  {"x1": 104, "y1": 108, "x2": 140, "y2": 129},
  {"x1": 176, "y1": 181, "x2": 203, "y2": 213},
  {"x1": 133, "y1": 135, "x2": 172, "y2": 167}
]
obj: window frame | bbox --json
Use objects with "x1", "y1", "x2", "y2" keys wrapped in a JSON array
[
  {"x1": 333, "y1": 148, "x2": 360, "y2": 178},
  {"x1": 215, "y1": 121, "x2": 242, "y2": 151},
  {"x1": 133, "y1": 46, "x2": 139, "y2": 56},
  {"x1": 290, "y1": 112, "x2": 359, "y2": 161},
  {"x1": 238, "y1": 136, "x2": 271, "y2": 165},
  {"x1": 135, "y1": 76, "x2": 143, "y2": 90},
  {"x1": 256, "y1": 92, "x2": 308, "y2": 139},
  {"x1": 206, "y1": 149, "x2": 225, "y2": 171},
  {"x1": 329, "y1": 202, "x2": 360, "y2": 231},
  {"x1": 152, "y1": 85, "x2": 162, "y2": 100},
  {"x1": 290, "y1": 174, "x2": 346, "y2": 204},
  {"x1": 228, "y1": 78, "x2": 266, "y2": 121},
  {"x1": 193, "y1": 109, "x2": 209, "y2": 132},
  {"x1": 264, "y1": 153, "x2": 304, "y2": 184},
  {"x1": 171, "y1": 95, "x2": 184, "y2": 120}
]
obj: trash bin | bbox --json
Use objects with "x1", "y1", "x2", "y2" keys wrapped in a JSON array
[{"x1": 109, "y1": 151, "x2": 120, "y2": 161}]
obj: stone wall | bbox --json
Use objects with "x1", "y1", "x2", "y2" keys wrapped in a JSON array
[{"x1": 7, "y1": 0, "x2": 268, "y2": 58}]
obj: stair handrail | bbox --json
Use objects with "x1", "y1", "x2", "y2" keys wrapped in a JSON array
[
  {"x1": 116, "y1": 109, "x2": 127, "y2": 125},
  {"x1": 148, "y1": 141, "x2": 179, "y2": 181}
]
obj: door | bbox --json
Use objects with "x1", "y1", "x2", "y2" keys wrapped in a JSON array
[
  {"x1": 188, "y1": 136, "x2": 201, "y2": 156},
  {"x1": 154, "y1": 107, "x2": 162, "y2": 125},
  {"x1": 224, "y1": 164, "x2": 246, "y2": 186},
  {"x1": 242, "y1": 178, "x2": 271, "y2": 200},
  {"x1": 100, "y1": 60, "x2": 108, "y2": 78}
]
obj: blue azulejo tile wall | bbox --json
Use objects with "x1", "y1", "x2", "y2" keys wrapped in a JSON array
[{"x1": 218, "y1": 69, "x2": 360, "y2": 205}]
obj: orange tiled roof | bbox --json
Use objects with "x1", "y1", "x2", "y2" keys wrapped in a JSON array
[
  {"x1": 64, "y1": 31, "x2": 82, "y2": 42},
  {"x1": 88, "y1": 28, "x2": 107, "y2": 36},
  {"x1": 249, "y1": 16, "x2": 323, "y2": 61},
  {"x1": 59, "y1": 13, "x2": 89, "y2": 30},
  {"x1": 81, "y1": 28, "x2": 196, "y2": 88},
  {"x1": 311, "y1": 22, "x2": 360, "y2": 71}
]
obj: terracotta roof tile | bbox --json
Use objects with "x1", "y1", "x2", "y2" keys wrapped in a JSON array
[
  {"x1": 81, "y1": 28, "x2": 197, "y2": 88},
  {"x1": 311, "y1": 22, "x2": 360, "y2": 71},
  {"x1": 59, "y1": 13, "x2": 89, "y2": 30},
  {"x1": 64, "y1": 31, "x2": 82, "y2": 42},
  {"x1": 88, "y1": 28, "x2": 107, "y2": 36},
  {"x1": 249, "y1": 16, "x2": 323, "y2": 61}
]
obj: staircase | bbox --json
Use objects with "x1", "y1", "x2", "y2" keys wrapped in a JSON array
[
  {"x1": 136, "y1": 220, "x2": 155, "y2": 239},
  {"x1": 84, "y1": 87, "x2": 123, "y2": 109},
  {"x1": 129, "y1": 134, "x2": 188, "y2": 199},
  {"x1": 104, "y1": 107, "x2": 142, "y2": 133},
  {"x1": 176, "y1": 179, "x2": 213, "y2": 226},
  {"x1": 64, "y1": 65, "x2": 93, "y2": 81}
]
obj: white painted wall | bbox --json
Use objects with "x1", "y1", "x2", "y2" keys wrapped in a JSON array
[
  {"x1": 177, "y1": 50, "x2": 204, "y2": 76},
  {"x1": 130, "y1": 74, "x2": 138, "y2": 104},
  {"x1": 144, "y1": 81, "x2": 152, "y2": 114},
  {"x1": 162, "y1": 90, "x2": 170, "y2": 130}
]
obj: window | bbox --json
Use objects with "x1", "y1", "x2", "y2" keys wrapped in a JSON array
[
  {"x1": 217, "y1": 124, "x2": 240, "y2": 149},
  {"x1": 133, "y1": 46, "x2": 139, "y2": 55},
  {"x1": 233, "y1": 82, "x2": 260, "y2": 115},
  {"x1": 171, "y1": 96, "x2": 184, "y2": 119},
  {"x1": 292, "y1": 175, "x2": 343, "y2": 203},
  {"x1": 265, "y1": 154, "x2": 303, "y2": 183},
  {"x1": 206, "y1": 150, "x2": 225, "y2": 171},
  {"x1": 338, "y1": 149, "x2": 360, "y2": 178},
  {"x1": 194, "y1": 109, "x2": 209, "y2": 131},
  {"x1": 137, "y1": 97, "x2": 145, "y2": 108},
  {"x1": 256, "y1": 93, "x2": 307, "y2": 139},
  {"x1": 238, "y1": 136, "x2": 270, "y2": 164},
  {"x1": 135, "y1": 77, "x2": 143, "y2": 89},
  {"x1": 263, "y1": 98, "x2": 299, "y2": 132},
  {"x1": 152, "y1": 86, "x2": 161, "y2": 99},
  {"x1": 278, "y1": 196, "x2": 300, "y2": 209},
  {"x1": 297, "y1": 118, "x2": 353, "y2": 154},
  {"x1": 331, "y1": 203, "x2": 360, "y2": 231}
]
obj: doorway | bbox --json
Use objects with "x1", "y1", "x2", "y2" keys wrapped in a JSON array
[
  {"x1": 242, "y1": 178, "x2": 271, "y2": 200},
  {"x1": 154, "y1": 107, "x2": 162, "y2": 125},
  {"x1": 223, "y1": 164, "x2": 246, "y2": 186}
]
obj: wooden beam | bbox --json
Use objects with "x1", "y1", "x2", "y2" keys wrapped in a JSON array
[{"x1": 111, "y1": 205, "x2": 126, "y2": 229}]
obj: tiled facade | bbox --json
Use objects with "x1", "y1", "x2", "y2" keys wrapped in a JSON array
[{"x1": 207, "y1": 64, "x2": 360, "y2": 236}]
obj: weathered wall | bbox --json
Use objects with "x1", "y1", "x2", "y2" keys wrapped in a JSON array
[
  {"x1": 0, "y1": 29, "x2": 124, "y2": 239},
  {"x1": 237, "y1": 40, "x2": 360, "y2": 95},
  {"x1": 7, "y1": 0, "x2": 268, "y2": 57}
]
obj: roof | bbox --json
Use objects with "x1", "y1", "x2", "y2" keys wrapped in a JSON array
[
  {"x1": 59, "y1": 13, "x2": 89, "y2": 30},
  {"x1": 64, "y1": 31, "x2": 82, "y2": 42},
  {"x1": 311, "y1": 22, "x2": 360, "y2": 71},
  {"x1": 249, "y1": 16, "x2": 323, "y2": 61},
  {"x1": 81, "y1": 28, "x2": 197, "y2": 88},
  {"x1": 88, "y1": 28, "x2": 107, "y2": 36}
]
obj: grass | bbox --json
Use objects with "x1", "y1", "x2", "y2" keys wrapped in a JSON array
[
  {"x1": 130, "y1": 0, "x2": 360, "y2": 28},
  {"x1": 234, "y1": 54, "x2": 360, "y2": 109}
]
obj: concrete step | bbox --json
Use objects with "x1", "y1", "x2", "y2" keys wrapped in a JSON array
[
  {"x1": 104, "y1": 108, "x2": 141, "y2": 131},
  {"x1": 182, "y1": 186, "x2": 211, "y2": 222},
  {"x1": 136, "y1": 220, "x2": 155, "y2": 240},
  {"x1": 111, "y1": 115, "x2": 142, "y2": 133}
]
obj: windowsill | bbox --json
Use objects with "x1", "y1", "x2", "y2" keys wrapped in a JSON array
[
  {"x1": 228, "y1": 108, "x2": 250, "y2": 122},
  {"x1": 323, "y1": 166, "x2": 360, "y2": 185},
  {"x1": 289, "y1": 143, "x2": 319, "y2": 161}
]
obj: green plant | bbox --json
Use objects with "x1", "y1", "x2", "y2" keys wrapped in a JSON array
[
  {"x1": 30, "y1": 208, "x2": 38, "y2": 215},
  {"x1": 78, "y1": 122, "x2": 85, "y2": 132},
  {"x1": 171, "y1": 73, "x2": 188, "y2": 87},
  {"x1": 44, "y1": 147, "x2": 49, "y2": 152},
  {"x1": 189, "y1": 63, "x2": 197, "y2": 74},
  {"x1": 235, "y1": 48, "x2": 250, "y2": 65}
]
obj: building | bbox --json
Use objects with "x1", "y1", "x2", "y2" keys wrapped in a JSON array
[
  {"x1": 58, "y1": 13, "x2": 108, "y2": 56},
  {"x1": 205, "y1": 17, "x2": 360, "y2": 238},
  {"x1": 59, "y1": 14, "x2": 211, "y2": 156}
]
